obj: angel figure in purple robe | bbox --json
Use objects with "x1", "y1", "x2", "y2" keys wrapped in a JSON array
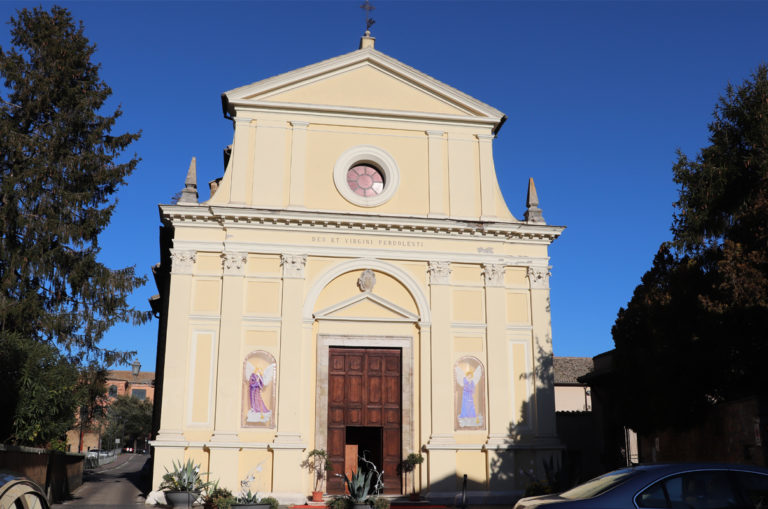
[
  {"x1": 244, "y1": 361, "x2": 276, "y2": 424},
  {"x1": 455, "y1": 363, "x2": 483, "y2": 428}
]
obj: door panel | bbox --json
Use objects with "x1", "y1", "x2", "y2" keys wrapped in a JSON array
[{"x1": 327, "y1": 347, "x2": 402, "y2": 494}]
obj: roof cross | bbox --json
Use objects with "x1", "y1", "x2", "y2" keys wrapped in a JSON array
[{"x1": 361, "y1": 0, "x2": 375, "y2": 33}]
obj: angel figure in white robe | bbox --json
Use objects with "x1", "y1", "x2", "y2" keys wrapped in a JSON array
[
  {"x1": 245, "y1": 362, "x2": 276, "y2": 424},
  {"x1": 455, "y1": 363, "x2": 483, "y2": 427}
]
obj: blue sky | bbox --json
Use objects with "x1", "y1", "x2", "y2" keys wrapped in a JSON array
[{"x1": 2, "y1": 1, "x2": 767, "y2": 372}]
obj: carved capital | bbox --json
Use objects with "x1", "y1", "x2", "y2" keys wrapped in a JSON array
[
  {"x1": 482, "y1": 263, "x2": 505, "y2": 287},
  {"x1": 170, "y1": 249, "x2": 196, "y2": 275},
  {"x1": 281, "y1": 254, "x2": 307, "y2": 279},
  {"x1": 222, "y1": 251, "x2": 247, "y2": 275},
  {"x1": 527, "y1": 266, "x2": 551, "y2": 289},
  {"x1": 428, "y1": 261, "x2": 451, "y2": 285}
]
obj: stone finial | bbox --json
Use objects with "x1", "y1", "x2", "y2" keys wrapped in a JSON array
[
  {"x1": 359, "y1": 31, "x2": 375, "y2": 49},
  {"x1": 177, "y1": 157, "x2": 199, "y2": 204},
  {"x1": 524, "y1": 177, "x2": 545, "y2": 224}
]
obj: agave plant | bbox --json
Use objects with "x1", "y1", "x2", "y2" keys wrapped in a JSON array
[
  {"x1": 340, "y1": 468, "x2": 373, "y2": 503},
  {"x1": 237, "y1": 490, "x2": 260, "y2": 503},
  {"x1": 160, "y1": 458, "x2": 208, "y2": 492}
]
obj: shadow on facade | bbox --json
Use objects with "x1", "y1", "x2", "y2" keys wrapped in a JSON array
[{"x1": 485, "y1": 340, "x2": 562, "y2": 494}]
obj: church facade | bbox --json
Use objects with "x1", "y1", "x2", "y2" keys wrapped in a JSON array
[{"x1": 150, "y1": 34, "x2": 564, "y2": 502}]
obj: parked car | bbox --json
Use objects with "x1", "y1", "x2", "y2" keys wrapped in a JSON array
[
  {"x1": 85, "y1": 449, "x2": 101, "y2": 459},
  {"x1": 514, "y1": 464, "x2": 768, "y2": 509}
]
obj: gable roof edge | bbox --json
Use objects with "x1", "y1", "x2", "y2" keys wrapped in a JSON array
[{"x1": 222, "y1": 47, "x2": 505, "y2": 127}]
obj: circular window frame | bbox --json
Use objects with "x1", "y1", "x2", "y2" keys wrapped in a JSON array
[{"x1": 333, "y1": 145, "x2": 400, "y2": 207}]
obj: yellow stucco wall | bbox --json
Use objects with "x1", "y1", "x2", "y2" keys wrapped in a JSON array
[{"x1": 153, "y1": 41, "x2": 562, "y2": 501}]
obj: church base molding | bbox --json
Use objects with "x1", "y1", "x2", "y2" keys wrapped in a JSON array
[
  {"x1": 269, "y1": 492, "x2": 309, "y2": 505},
  {"x1": 149, "y1": 439, "x2": 188, "y2": 449},
  {"x1": 270, "y1": 432, "x2": 307, "y2": 450}
]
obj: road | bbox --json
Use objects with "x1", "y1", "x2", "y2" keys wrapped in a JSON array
[{"x1": 53, "y1": 453, "x2": 151, "y2": 509}]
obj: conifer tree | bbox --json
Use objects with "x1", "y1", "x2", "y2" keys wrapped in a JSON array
[
  {"x1": 612, "y1": 65, "x2": 768, "y2": 434},
  {"x1": 0, "y1": 6, "x2": 148, "y2": 366}
]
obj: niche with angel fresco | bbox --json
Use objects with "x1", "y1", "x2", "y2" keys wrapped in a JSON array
[
  {"x1": 242, "y1": 351, "x2": 277, "y2": 428},
  {"x1": 454, "y1": 356, "x2": 486, "y2": 430}
]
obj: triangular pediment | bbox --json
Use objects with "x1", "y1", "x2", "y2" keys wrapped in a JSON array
[
  {"x1": 224, "y1": 48, "x2": 504, "y2": 124},
  {"x1": 314, "y1": 291, "x2": 419, "y2": 323}
]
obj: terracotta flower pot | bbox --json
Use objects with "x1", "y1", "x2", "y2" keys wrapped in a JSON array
[{"x1": 312, "y1": 491, "x2": 324, "y2": 502}]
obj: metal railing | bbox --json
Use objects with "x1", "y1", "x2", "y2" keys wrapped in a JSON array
[{"x1": 84, "y1": 447, "x2": 119, "y2": 469}]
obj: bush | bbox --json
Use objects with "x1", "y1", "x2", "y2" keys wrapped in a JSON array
[{"x1": 326, "y1": 497, "x2": 352, "y2": 509}]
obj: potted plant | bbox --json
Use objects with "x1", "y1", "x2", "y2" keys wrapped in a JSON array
[
  {"x1": 401, "y1": 453, "x2": 424, "y2": 501},
  {"x1": 304, "y1": 448, "x2": 332, "y2": 502},
  {"x1": 160, "y1": 458, "x2": 208, "y2": 507},
  {"x1": 232, "y1": 491, "x2": 279, "y2": 509},
  {"x1": 336, "y1": 468, "x2": 373, "y2": 509},
  {"x1": 327, "y1": 456, "x2": 385, "y2": 509},
  {"x1": 202, "y1": 481, "x2": 235, "y2": 509}
]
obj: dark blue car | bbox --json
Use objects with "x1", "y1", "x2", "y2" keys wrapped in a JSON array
[{"x1": 514, "y1": 464, "x2": 768, "y2": 509}]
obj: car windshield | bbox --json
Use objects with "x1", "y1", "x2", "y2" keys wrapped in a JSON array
[{"x1": 559, "y1": 469, "x2": 637, "y2": 500}]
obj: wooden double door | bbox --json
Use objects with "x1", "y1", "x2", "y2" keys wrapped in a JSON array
[{"x1": 327, "y1": 347, "x2": 402, "y2": 494}]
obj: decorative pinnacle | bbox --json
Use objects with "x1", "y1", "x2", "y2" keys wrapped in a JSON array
[
  {"x1": 177, "y1": 157, "x2": 199, "y2": 204},
  {"x1": 524, "y1": 177, "x2": 545, "y2": 224}
]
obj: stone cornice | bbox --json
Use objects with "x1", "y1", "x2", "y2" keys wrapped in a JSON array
[{"x1": 159, "y1": 205, "x2": 564, "y2": 244}]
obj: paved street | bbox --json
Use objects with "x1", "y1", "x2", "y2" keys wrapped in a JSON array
[{"x1": 53, "y1": 453, "x2": 151, "y2": 509}]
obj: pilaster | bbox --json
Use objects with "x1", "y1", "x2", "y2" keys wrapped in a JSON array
[
  {"x1": 426, "y1": 130, "x2": 447, "y2": 218},
  {"x1": 482, "y1": 263, "x2": 515, "y2": 489},
  {"x1": 156, "y1": 249, "x2": 197, "y2": 442},
  {"x1": 288, "y1": 121, "x2": 309, "y2": 209},
  {"x1": 477, "y1": 134, "x2": 497, "y2": 221},
  {"x1": 271, "y1": 254, "x2": 308, "y2": 494},
  {"x1": 209, "y1": 251, "x2": 248, "y2": 489},
  {"x1": 252, "y1": 120, "x2": 288, "y2": 208},
  {"x1": 425, "y1": 261, "x2": 456, "y2": 489},
  {"x1": 528, "y1": 265, "x2": 557, "y2": 439},
  {"x1": 230, "y1": 117, "x2": 254, "y2": 204},
  {"x1": 482, "y1": 263, "x2": 509, "y2": 447},
  {"x1": 152, "y1": 249, "x2": 196, "y2": 488}
]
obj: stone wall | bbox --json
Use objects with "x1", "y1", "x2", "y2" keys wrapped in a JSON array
[{"x1": 0, "y1": 444, "x2": 84, "y2": 503}]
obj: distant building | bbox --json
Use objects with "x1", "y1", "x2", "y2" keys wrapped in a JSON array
[
  {"x1": 65, "y1": 370, "x2": 155, "y2": 453},
  {"x1": 554, "y1": 357, "x2": 593, "y2": 413},
  {"x1": 553, "y1": 356, "x2": 604, "y2": 485},
  {"x1": 106, "y1": 370, "x2": 155, "y2": 402}
]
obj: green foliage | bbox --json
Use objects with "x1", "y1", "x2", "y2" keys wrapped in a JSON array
[
  {"x1": 255, "y1": 496, "x2": 279, "y2": 509},
  {"x1": 0, "y1": 332, "x2": 81, "y2": 445},
  {"x1": 369, "y1": 497, "x2": 390, "y2": 509},
  {"x1": 50, "y1": 438, "x2": 67, "y2": 453},
  {"x1": 402, "y1": 452, "x2": 423, "y2": 472},
  {"x1": 203, "y1": 481, "x2": 234, "y2": 509},
  {"x1": 236, "y1": 490, "x2": 259, "y2": 504},
  {"x1": 0, "y1": 5, "x2": 148, "y2": 366},
  {"x1": 303, "y1": 448, "x2": 333, "y2": 491},
  {"x1": 160, "y1": 459, "x2": 207, "y2": 492},
  {"x1": 341, "y1": 468, "x2": 373, "y2": 504},
  {"x1": 103, "y1": 394, "x2": 152, "y2": 450},
  {"x1": 613, "y1": 64, "x2": 768, "y2": 434},
  {"x1": 326, "y1": 497, "x2": 352, "y2": 509}
]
